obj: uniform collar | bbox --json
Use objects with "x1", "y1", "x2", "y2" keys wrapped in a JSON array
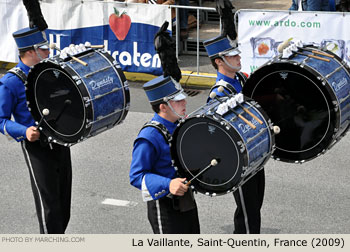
[
  {"x1": 216, "y1": 71, "x2": 238, "y2": 85},
  {"x1": 17, "y1": 58, "x2": 31, "y2": 75},
  {"x1": 153, "y1": 113, "x2": 178, "y2": 132}
]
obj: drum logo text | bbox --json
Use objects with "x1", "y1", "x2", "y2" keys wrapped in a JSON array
[
  {"x1": 239, "y1": 118, "x2": 259, "y2": 134},
  {"x1": 332, "y1": 77, "x2": 348, "y2": 92},
  {"x1": 90, "y1": 76, "x2": 114, "y2": 90}
]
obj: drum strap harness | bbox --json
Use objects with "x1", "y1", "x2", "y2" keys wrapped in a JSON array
[
  {"x1": 209, "y1": 72, "x2": 246, "y2": 95},
  {"x1": 140, "y1": 120, "x2": 196, "y2": 212},
  {"x1": 141, "y1": 120, "x2": 172, "y2": 144},
  {"x1": 7, "y1": 67, "x2": 27, "y2": 83}
]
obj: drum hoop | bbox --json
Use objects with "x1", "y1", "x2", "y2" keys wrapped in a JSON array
[
  {"x1": 177, "y1": 119, "x2": 242, "y2": 187},
  {"x1": 250, "y1": 69, "x2": 332, "y2": 153},
  {"x1": 97, "y1": 51, "x2": 130, "y2": 125},
  {"x1": 34, "y1": 67, "x2": 86, "y2": 138}
]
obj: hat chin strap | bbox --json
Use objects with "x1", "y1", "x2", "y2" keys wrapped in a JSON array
[
  {"x1": 166, "y1": 101, "x2": 185, "y2": 119},
  {"x1": 33, "y1": 45, "x2": 44, "y2": 61},
  {"x1": 221, "y1": 56, "x2": 242, "y2": 71}
]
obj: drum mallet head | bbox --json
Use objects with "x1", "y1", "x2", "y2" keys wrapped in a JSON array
[
  {"x1": 273, "y1": 125, "x2": 280, "y2": 134},
  {"x1": 277, "y1": 38, "x2": 292, "y2": 53},
  {"x1": 50, "y1": 43, "x2": 88, "y2": 66},
  {"x1": 36, "y1": 108, "x2": 50, "y2": 130},
  {"x1": 211, "y1": 159, "x2": 218, "y2": 166},
  {"x1": 217, "y1": 86, "x2": 231, "y2": 97},
  {"x1": 49, "y1": 43, "x2": 60, "y2": 51},
  {"x1": 42, "y1": 108, "x2": 50, "y2": 116},
  {"x1": 217, "y1": 86, "x2": 224, "y2": 93},
  {"x1": 209, "y1": 91, "x2": 217, "y2": 100}
]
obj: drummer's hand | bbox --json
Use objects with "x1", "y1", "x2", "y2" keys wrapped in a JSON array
[
  {"x1": 26, "y1": 126, "x2": 40, "y2": 142},
  {"x1": 169, "y1": 178, "x2": 188, "y2": 196}
]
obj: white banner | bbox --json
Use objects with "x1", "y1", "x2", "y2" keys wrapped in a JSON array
[
  {"x1": 0, "y1": 0, "x2": 171, "y2": 75},
  {"x1": 237, "y1": 10, "x2": 350, "y2": 74}
]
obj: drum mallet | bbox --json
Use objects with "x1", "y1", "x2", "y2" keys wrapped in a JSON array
[
  {"x1": 217, "y1": 86, "x2": 263, "y2": 125},
  {"x1": 297, "y1": 47, "x2": 334, "y2": 58},
  {"x1": 50, "y1": 44, "x2": 88, "y2": 66},
  {"x1": 185, "y1": 159, "x2": 219, "y2": 186},
  {"x1": 36, "y1": 108, "x2": 50, "y2": 130},
  {"x1": 209, "y1": 92, "x2": 256, "y2": 129},
  {"x1": 84, "y1": 42, "x2": 104, "y2": 49},
  {"x1": 292, "y1": 49, "x2": 330, "y2": 62}
]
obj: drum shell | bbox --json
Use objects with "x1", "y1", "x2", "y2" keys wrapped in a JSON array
[
  {"x1": 171, "y1": 98, "x2": 274, "y2": 195},
  {"x1": 243, "y1": 46, "x2": 350, "y2": 163}
]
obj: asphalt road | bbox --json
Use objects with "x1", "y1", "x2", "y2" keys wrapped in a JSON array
[{"x1": 0, "y1": 81, "x2": 349, "y2": 234}]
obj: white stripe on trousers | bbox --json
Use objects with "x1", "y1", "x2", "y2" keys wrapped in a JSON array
[
  {"x1": 238, "y1": 186, "x2": 250, "y2": 234},
  {"x1": 21, "y1": 141, "x2": 48, "y2": 234},
  {"x1": 155, "y1": 200, "x2": 163, "y2": 234}
]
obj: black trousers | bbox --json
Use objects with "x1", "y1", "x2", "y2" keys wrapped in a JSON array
[
  {"x1": 147, "y1": 197, "x2": 200, "y2": 234},
  {"x1": 233, "y1": 169, "x2": 265, "y2": 234},
  {"x1": 21, "y1": 140, "x2": 72, "y2": 234}
]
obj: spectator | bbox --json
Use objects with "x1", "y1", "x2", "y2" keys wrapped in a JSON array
[{"x1": 289, "y1": 0, "x2": 331, "y2": 11}]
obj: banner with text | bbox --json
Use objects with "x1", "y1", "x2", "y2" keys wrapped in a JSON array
[
  {"x1": 0, "y1": 0, "x2": 171, "y2": 75},
  {"x1": 237, "y1": 10, "x2": 350, "y2": 74}
]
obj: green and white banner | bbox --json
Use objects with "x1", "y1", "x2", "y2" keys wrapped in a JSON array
[{"x1": 237, "y1": 10, "x2": 350, "y2": 74}]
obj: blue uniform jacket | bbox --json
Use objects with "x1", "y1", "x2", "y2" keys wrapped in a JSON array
[
  {"x1": 129, "y1": 113, "x2": 178, "y2": 201},
  {"x1": 0, "y1": 60, "x2": 35, "y2": 141},
  {"x1": 209, "y1": 72, "x2": 243, "y2": 101}
]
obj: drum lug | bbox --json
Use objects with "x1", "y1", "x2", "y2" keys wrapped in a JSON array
[
  {"x1": 86, "y1": 120, "x2": 92, "y2": 128},
  {"x1": 236, "y1": 141, "x2": 245, "y2": 153},
  {"x1": 191, "y1": 186, "x2": 197, "y2": 193}
]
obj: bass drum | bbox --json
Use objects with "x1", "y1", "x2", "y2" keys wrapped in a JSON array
[
  {"x1": 170, "y1": 97, "x2": 275, "y2": 196},
  {"x1": 26, "y1": 48, "x2": 130, "y2": 146},
  {"x1": 243, "y1": 46, "x2": 350, "y2": 163}
]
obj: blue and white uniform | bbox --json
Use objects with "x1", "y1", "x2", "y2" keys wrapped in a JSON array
[
  {"x1": 130, "y1": 113, "x2": 177, "y2": 201},
  {"x1": 130, "y1": 113, "x2": 200, "y2": 234},
  {"x1": 130, "y1": 75, "x2": 199, "y2": 234},
  {"x1": 211, "y1": 71, "x2": 243, "y2": 97},
  {"x1": 208, "y1": 72, "x2": 265, "y2": 234},
  {"x1": 0, "y1": 60, "x2": 35, "y2": 141},
  {"x1": 0, "y1": 59, "x2": 72, "y2": 234}
]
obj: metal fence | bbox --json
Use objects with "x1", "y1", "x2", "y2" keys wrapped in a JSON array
[{"x1": 171, "y1": 4, "x2": 218, "y2": 79}]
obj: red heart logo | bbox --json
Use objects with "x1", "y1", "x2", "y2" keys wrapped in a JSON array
[{"x1": 109, "y1": 8, "x2": 131, "y2": 41}]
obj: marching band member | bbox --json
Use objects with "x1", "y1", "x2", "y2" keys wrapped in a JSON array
[
  {"x1": 129, "y1": 75, "x2": 200, "y2": 234},
  {"x1": 0, "y1": 27, "x2": 73, "y2": 234},
  {"x1": 204, "y1": 35, "x2": 265, "y2": 234},
  {"x1": 129, "y1": 21, "x2": 199, "y2": 234}
]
